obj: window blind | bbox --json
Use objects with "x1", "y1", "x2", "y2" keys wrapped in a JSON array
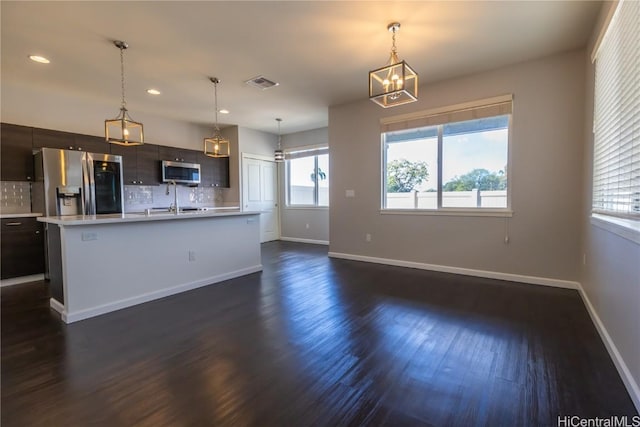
[
  {"x1": 592, "y1": 0, "x2": 640, "y2": 218},
  {"x1": 285, "y1": 145, "x2": 329, "y2": 160},
  {"x1": 380, "y1": 94, "x2": 512, "y2": 133}
]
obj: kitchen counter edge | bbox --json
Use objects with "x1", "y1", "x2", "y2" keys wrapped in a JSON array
[
  {"x1": 38, "y1": 210, "x2": 261, "y2": 226},
  {"x1": 1, "y1": 213, "x2": 43, "y2": 219}
]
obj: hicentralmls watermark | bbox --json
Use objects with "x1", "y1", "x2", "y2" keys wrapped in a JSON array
[{"x1": 557, "y1": 416, "x2": 640, "y2": 427}]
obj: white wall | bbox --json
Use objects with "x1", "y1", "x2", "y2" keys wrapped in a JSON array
[
  {"x1": 580, "y1": 1, "x2": 640, "y2": 409},
  {"x1": 280, "y1": 127, "x2": 329, "y2": 243},
  {"x1": 329, "y1": 49, "x2": 585, "y2": 283}
]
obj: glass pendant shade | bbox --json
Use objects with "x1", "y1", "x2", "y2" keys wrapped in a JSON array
[
  {"x1": 204, "y1": 131, "x2": 230, "y2": 158},
  {"x1": 105, "y1": 107, "x2": 144, "y2": 146},
  {"x1": 369, "y1": 23, "x2": 418, "y2": 108},
  {"x1": 204, "y1": 77, "x2": 230, "y2": 158},
  {"x1": 369, "y1": 60, "x2": 418, "y2": 108},
  {"x1": 106, "y1": 40, "x2": 144, "y2": 146},
  {"x1": 274, "y1": 118, "x2": 284, "y2": 162}
]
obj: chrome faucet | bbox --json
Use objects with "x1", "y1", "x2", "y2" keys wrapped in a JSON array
[{"x1": 166, "y1": 180, "x2": 179, "y2": 213}]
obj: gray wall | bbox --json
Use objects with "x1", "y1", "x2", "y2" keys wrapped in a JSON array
[
  {"x1": 280, "y1": 128, "x2": 330, "y2": 243},
  {"x1": 329, "y1": 49, "x2": 585, "y2": 282},
  {"x1": 219, "y1": 126, "x2": 240, "y2": 206},
  {"x1": 239, "y1": 127, "x2": 277, "y2": 158},
  {"x1": 1, "y1": 81, "x2": 211, "y2": 149},
  {"x1": 580, "y1": 1, "x2": 640, "y2": 407}
]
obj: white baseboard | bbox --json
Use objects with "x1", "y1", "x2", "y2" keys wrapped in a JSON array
[
  {"x1": 57, "y1": 265, "x2": 263, "y2": 324},
  {"x1": 327, "y1": 252, "x2": 579, "y2": 289},
  {"x1": 280, "y1": 237, "x2": 329, "y2": 246},
  {"x1": 49, "y1": 298, "x2": 65, "y2": 318},
  {"x1": 1, "y1": 274, "x2": 45, "y2": 287},
  {"x1": 577, "y1": 283, "x2": 640, "y2": 411}
]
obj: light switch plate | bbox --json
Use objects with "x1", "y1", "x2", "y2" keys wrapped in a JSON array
[{"x1": 346, "y1": 189, "x2": 355, "y2": 198}]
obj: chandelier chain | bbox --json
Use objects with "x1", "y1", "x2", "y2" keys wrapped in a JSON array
[
  {"x1": 120, "y1": 46, "x2": 126, "y2": 109},
  {"x1": 391, "y1": 27, "x2": 397, "y2": 55},
  {"x1": 214, "y1": 80, "x2": 220, "y2": 131}
]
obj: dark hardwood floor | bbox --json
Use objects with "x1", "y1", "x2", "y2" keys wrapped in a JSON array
[{"x1": 2, "y1": 241, "x2": 636, "y2": 426}]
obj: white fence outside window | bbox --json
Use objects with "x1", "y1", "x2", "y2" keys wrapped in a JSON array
[{"x1": 386, "y1": 190, "x2": 507, "y2": 209}]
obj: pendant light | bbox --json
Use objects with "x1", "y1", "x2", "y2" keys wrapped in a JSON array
[
  {"x1": 204, "y1": 77, "x2": 230, "y2": 158},
  {"x1": 369, "y1": 22, "x2": 418, "y2": 108},
  {"x1": 105, "y1": 40, "x2": 144, "y2": 146},
  {"x1": 274, "y1": 118, "x2": 284, "y2": 162}
]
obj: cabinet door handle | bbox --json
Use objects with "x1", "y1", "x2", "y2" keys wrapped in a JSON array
[
  {"x1": 35, "y1": 230, "x2": 40, "y2": 234},
  {"x1": 139, "y1": 181, "x2": 143, "y2": 184},
  {"x1": 132, "y1": 181, "x2": 137, "y2": 184},
  {"x1": 5, "y1": 222, "x2": 22, "y2": 226}
]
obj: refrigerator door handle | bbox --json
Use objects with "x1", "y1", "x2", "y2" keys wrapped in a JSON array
[{"x1": 82, "y1": 153, "x2": 96, "y2": 215}]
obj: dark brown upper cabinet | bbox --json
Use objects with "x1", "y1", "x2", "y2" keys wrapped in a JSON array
[
  {"x1": 33, "y1": 128, "x2": 78, "y2": 150},
  {"x1": 33, "y1": 128, "x2": 109, "y2": 153},
  {"x1": 74, "y1": 133, "x2": 110, "y2": 153},
  {"x1": 198, "y1": 152, "x2": 229, "y2": 188},
  {"x1": 1, "y1": 123, "x2": 34, "y2": 181},
  {"x1": 158, "y1": 146, "x2": 197, "y2": 164},
  {"x1": 110, "y1": 143, "x2": 160, "y2": 186}
]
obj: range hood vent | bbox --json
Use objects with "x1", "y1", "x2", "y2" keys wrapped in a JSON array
[{"x1": 245, "y1": 75, "x2": 279, "y2": 90}]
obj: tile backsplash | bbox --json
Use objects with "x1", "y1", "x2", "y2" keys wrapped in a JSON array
[
  {"x1": 0, "y1": 181, "x2": 230, "y2": 215},
  {"x1": 123, "y1": 184, "x2": 225, "y2": 212},
  {"x1": 1, "y1": 181, "x2": 32, "y2": 214}
]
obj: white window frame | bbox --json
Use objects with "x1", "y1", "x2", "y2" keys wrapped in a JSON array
[
  {"x1": 380, "y1": 95, "x2": 513, "y2": 217},
  {"x1": 285, "y1": 145, "x2": 329, "y2": 208},
  {"x1": 590, "y1": 0, "x2": 639, "y2": 243}
]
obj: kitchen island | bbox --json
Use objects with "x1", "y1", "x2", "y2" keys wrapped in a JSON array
[{"x1": 39, "y1": 210, "x2": 261, "y2": 323}]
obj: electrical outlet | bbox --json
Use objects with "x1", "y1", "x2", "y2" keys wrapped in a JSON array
[
  {"x1": 189, "y1": 251, "x2": 196, "y2": 262},
  {"x1": 306, "y1": 223, "x2": 310, "y2": 229},
  {"x1": 583, "y1": 254, "x2": 587, "y2": 265},
  {"x1": 366, "y1": 233, "x2": 372, "y2": 242},
  {"x1": 81, "y1": 232, "x2": 97, "y2": 241}
]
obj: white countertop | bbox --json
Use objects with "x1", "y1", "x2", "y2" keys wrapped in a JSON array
[
  {"x1": 1, "y1": 213, "x2": 43, "y2": 219},
  {"x1": 38, "y1": 209, "x2": 260, "y2": 226}
]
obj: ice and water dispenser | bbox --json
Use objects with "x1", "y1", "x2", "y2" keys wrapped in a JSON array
[{"x1": 55, "y1": 186, "x2": 82, "y2": 216}]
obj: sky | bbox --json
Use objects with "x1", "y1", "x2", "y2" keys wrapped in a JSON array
[
  {"x1": 286, "y1": 127, "x2": 508, "y2": 193},
  {"x1": 386, "y1": 128, "x2": 509, "y2": 191}
]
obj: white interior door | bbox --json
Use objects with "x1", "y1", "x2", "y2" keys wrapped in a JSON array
[{"x1": 243, "y1": 156, "x2": 279, "y2": 242}]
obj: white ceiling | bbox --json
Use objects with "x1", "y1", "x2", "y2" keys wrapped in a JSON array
[{"x1": 1, "y1": 1, "x2": 602, "y2": 135}]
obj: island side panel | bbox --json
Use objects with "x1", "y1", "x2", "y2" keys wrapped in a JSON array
[
  {"x1": 46, "y1": 223, "x2": 64, "y2": 304},
  {"x1": 59, "y1": 214, "x2": 261, "y2": 322}
]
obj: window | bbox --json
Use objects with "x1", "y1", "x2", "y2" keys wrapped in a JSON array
[
  {"x1": 592, "y1": 0, "x2": 639, "y2": 221},
  {"x1": 286, "y1": 147, "x2": 329, "y2": 207},
  {"x1": 381, "y1": 96, "x2": 512, "y2": 213}
]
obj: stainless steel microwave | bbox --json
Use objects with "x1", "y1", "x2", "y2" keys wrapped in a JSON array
[{"x1": 161, "y1": 160, "x2": 201, "y2": 184}]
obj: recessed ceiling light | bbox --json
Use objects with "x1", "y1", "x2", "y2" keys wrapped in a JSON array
[
  {"x1": 146, "y1": 89, "x2": 161, "y2": 95},
  {"x1": 218, "y1": 109, "x2": 229, "y2": 114},
  {"x1": 29, "y1": 55, "x2": 50, "y2": 64}
]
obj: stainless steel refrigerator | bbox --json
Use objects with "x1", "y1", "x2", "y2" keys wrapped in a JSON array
[
  {"x1": 33, "y1": 148, "x2": 124, "y2": 217},
  {"x1": 32, "y1": 148, "x2": 124, "y2": 279}
]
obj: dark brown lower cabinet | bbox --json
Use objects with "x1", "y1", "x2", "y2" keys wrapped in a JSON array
[{"x1": 1, "y1": 217, "x2": 45, "y2": 279}]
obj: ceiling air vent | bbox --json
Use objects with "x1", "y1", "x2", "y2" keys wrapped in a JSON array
[{"x1": 245, "y1": 75, "x2": 279, "y2": 90}]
